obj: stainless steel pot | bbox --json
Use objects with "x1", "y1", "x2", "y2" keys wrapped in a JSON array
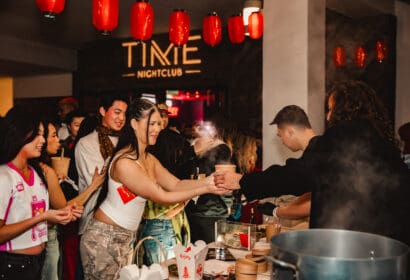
[{"x1": 265, "y1": 229, "x2": 409, "y2": 280}]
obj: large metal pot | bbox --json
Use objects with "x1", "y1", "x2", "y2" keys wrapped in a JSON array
[{"x1": 265, "y1": 229, "x2": 409, "y2": 280}]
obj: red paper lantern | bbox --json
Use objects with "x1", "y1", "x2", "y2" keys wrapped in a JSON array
[
  {"x1": 375, "y1": 40, "x2": 387, "y2": 63},
  {"x1": 202, "y1": 12, "x2": 222, "y2": 47},
  {"x1": 248, "y1": 11, "x2": 263, "y2": 39},
  {"x1": 169, "y1": 9, "x2": 190, "y2": 47},
  {"x1": 92, "y1": 0, "x2": 119, "y2": 35},
  {"x1": 228, "y1": 15, "x2": 245, "y2": 44},
  {"x1": 355, "y1": 46, "x2": 367, "y2": 68},
  {"x1": 35, "y1": 0, "x2": 65, "y2": 19},
  {"x1": 130, "y1": 1, "x2": 154, "y2": 41},
  {"x1": 333, "y1": 46, "x2": 346, "y2": 67}
]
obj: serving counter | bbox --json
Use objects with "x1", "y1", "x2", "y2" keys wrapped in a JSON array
[{"x1": 169, "y1": 240, "x2": 271, "y2": 280}]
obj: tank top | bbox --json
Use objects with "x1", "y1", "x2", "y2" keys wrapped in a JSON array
[{"x1": 99, "y1": 156, "x2": 146, "y2": 231}]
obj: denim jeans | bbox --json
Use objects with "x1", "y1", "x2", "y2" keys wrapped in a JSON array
[
  {"x1": 0, "y1": 251, "x2": 45, "y2": 280},
  {"x1": 41, "y1": 226, "x2": 61, "y2": 280},
  {"x1": 141, "y1": 219, "x2": 177, "y2": 265}
]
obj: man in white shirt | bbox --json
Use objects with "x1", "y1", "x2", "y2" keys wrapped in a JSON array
[{"x1": 75, "y1": 95, "x2": 128, "y2": 236}]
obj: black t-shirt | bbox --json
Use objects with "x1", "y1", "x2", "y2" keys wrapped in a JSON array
[
  {"x1": 308, "y1": 120, "x2": 410, "y2": 245},
  {"x1": 240, "y1": 136, "x2": 320, "y2": 201}
]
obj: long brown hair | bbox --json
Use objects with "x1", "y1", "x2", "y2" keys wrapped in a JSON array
[
  {"x1": 233, "y1": 132, "x2": 257, "y2": 174},
  {"x1": 326, "y1": 80, "x2": 395, "y2": 145}
]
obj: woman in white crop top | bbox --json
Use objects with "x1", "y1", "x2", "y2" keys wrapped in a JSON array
[
  {"x1": 80, "y1": 98, "x2": 230, "y2": 280},
  {"x1": 0, "y1": 107, "x2": 80, "y2": 280}
]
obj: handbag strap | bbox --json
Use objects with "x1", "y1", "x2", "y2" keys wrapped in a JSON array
[
  {"x1": 165, "y1": 201, "x2": 186, "y2": 219},
  {"x1": 130, "y1": 236, "x2": 167, "y2": 266}
]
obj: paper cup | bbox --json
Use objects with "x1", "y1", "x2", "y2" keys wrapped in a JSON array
[
  {"x1": 214, "y1": 164, "x2": 236, "y2": 173},
  {"x1": 51, "y1": 157, "x2": 71, "y2": 178}
]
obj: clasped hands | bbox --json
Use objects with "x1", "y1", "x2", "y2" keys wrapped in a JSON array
[
  {"x1": 212, "y1": 171, "x2": 242, "y2": 192},
  {"x1": 211, "y1": 171, "x2": 278, "y2": 216},
  {"x1": 45, "y1": 203, "x2": 84, "y2": 226}
]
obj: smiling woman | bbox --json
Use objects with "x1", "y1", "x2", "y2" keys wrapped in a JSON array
[
  {"x1": 79, "y1": 98, "x2": 229, "y2": 279},
  {"x1": 35, "y1": 118, "x2": 106, "y2": 280},
  {"x1": 0, "y1": 106, "x2": 77, "y2": 280}
]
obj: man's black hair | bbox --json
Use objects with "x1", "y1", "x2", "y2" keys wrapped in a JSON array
[{"x1": 270, "y1": 105, "x2": 311, "y2": 128}]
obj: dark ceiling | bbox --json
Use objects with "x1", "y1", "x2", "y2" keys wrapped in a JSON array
[
  {"x1": 0, "y1": 0, "x2": 247, "y2": 77},
  {"x1": 0, "y1": 0, "x2": 245, "y2": 50},
  {"x1": 0, "y1": 0, "x2": 407, "y2": 77}
]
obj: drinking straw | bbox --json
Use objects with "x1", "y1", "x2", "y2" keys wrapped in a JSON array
[{"x1": 61, "y1": 147, "x2": 64, "y2": 159}]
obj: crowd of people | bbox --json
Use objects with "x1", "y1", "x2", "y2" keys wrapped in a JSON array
[
  {"x1": 225, "y1": 80, "x2": 410, "y2": 246},
  {"x1": 0, "y1": 79, "x2": 409, "y2": 279}
]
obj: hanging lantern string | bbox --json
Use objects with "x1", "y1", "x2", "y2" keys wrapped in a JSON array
[
  {"x1": 35, "y1": 0, "x2": 66, "y2": 19},
  {"x1": 92, "y1": 0, "x2": 119, "y2": 36},
  {"x1": 228, "y1": 14, "x2": 245, "y2": 44},
  {"x1": 130, "y1": 1, "x2": 154, "y2": 41},
  {"x1": 333, "y1": 46, "x2": 346, "y2": 68},
  {"x1": 169, "y1": 9, "x2": 190, "y2": 47},
  {"x1": 202, "y1": 12, "x2": 222, "y2": 47},
  {"x1": 355, "y1": 46, "x2": 367, "y2": 68},
  {"x1": 248, "y1": 11, "x2": 263, "y2": 39},
  {"x1": 375, "y1": 40, "x2": 387, "y2": 63},
  {"x1": 35, "y1": 1, "x2": 265, "y2": 45}
]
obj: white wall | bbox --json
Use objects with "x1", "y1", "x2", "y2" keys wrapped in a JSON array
[
  {"x1": 262, "y1": 0, "x2": 325, "y2": 167},
  {"x1": 13, "y1": 73, "x2": 73, "y2": 99},
  {"x1": 395, "y1": 1, "x2": 410, "y2": 132}
]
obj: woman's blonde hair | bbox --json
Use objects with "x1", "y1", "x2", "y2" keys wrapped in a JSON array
[{"x1": 233, "y1": 133, "x2": 258, "y2": 174}]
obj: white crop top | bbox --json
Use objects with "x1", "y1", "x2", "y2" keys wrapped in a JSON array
[
  {"x1": 99, "y1": 157, "x2": 146, "y2": 231},
  {"x1": 0, "y1": 163, "x2": 49, "y2": 251}
]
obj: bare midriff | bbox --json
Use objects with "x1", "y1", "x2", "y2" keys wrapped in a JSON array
[
  {"x1": 94, "y1": 208, "x2": 120, "y2": 228},
  {"x1": 11, "y1": 243, "x2": 45, "y2": 255}
]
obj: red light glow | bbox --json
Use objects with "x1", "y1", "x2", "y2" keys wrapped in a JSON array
[
  {"x1": 168, "y1": 106, "x2": 179, "y2": 117},
  {"x1": 169, "y1": 91, "x2": 210, "y2": 101}
]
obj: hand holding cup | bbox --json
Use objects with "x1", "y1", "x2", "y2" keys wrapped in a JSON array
[{"x1": 214, "y1": 165, "x2": 242, "y2": 191}]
